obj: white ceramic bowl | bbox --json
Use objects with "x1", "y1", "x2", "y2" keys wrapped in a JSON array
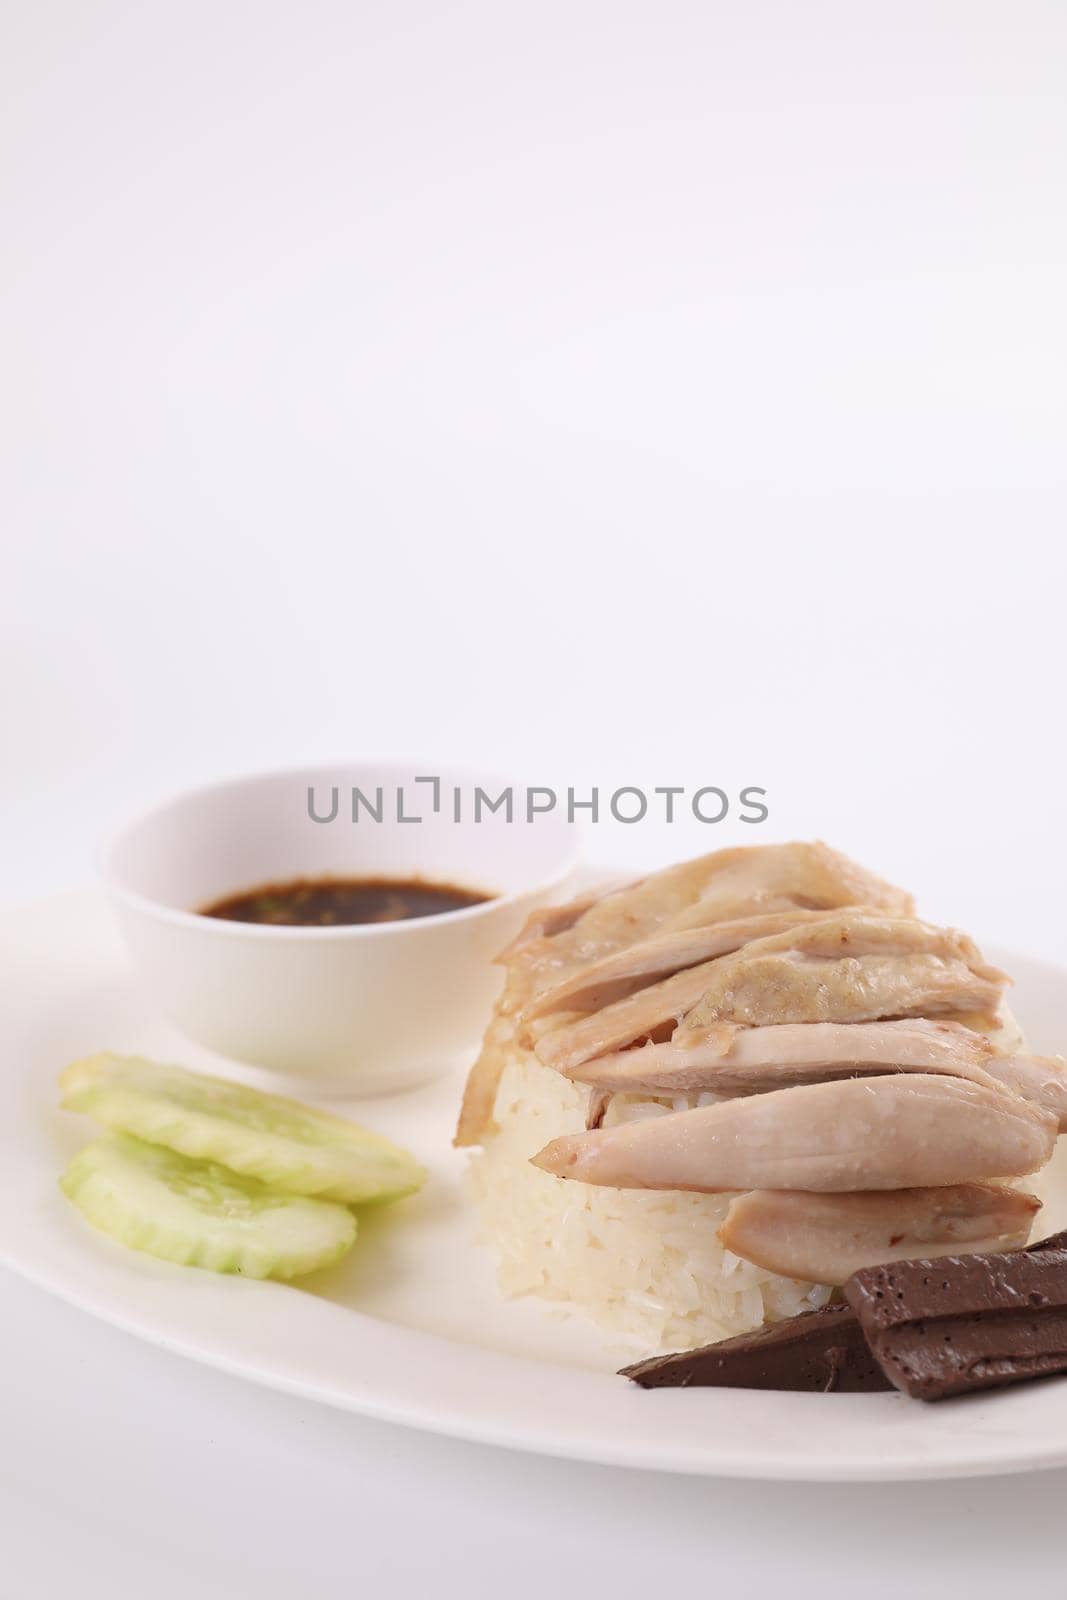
[{"x1": 101, "y1": 765, "x2": 581, "y2": 1091}]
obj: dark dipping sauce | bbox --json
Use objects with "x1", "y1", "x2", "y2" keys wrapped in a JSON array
[{"x1": 201, "y1": 875, "x2": 493, "y2": 927}]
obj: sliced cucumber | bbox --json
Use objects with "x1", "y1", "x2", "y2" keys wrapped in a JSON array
[
  {"x1": 61, "y1": 1134, "x2": 357, "y2": 1279},
  {"x1": 60, "y1": 1053, "x2": 426, "y2": 1206}
]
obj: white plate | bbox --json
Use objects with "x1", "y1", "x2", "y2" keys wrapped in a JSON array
[{"x1": 6, "y1": 888, "x2": 1067, "y2": 1482}]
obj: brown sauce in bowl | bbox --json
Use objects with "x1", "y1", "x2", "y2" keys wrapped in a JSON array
[{"x1": 201, "y1": 875, "x2": 493, "y2": 927}]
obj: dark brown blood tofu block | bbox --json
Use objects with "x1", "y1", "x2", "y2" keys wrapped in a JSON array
[
  {"x1": 844, "y1": 1248, "x2": 1067, "y2": 1401},
  {"x1": 621, "y1": 1303, "x2": 892, "y2": 1393},
  {"x1": 1028, "y1": 1229, "x2": 1067, "y2": 1253}
]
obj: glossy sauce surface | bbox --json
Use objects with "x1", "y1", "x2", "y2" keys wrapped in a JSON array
[{"x1": 201, "y1": 875, "x2": 492, "y2": 926}]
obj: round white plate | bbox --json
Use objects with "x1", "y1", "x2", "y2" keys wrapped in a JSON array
[{"x1": 6, "y1": 888, "x2": 1067, "y2": 1481}]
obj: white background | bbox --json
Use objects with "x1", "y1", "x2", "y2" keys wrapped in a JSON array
[{"x1": 5, "y1": 2, "x2": 1067, "y2": 1595}]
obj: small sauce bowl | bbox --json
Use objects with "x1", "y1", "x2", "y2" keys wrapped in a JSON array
[{"x1": 101, "y1": 765, "x2": 580, "y2": 1092}]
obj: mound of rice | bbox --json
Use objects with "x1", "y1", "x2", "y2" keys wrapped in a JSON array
[{"x1": 466, "y1": 1050, "x2": 832, "y2": 1353}]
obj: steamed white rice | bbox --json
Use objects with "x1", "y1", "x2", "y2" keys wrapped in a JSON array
[{"x1": 467, "y1": 1051, "x2": 832, "y2": 1353}]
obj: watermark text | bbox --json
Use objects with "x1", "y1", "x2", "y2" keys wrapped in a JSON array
[{"x1": 307, "y1": 780, "x2": 769, "y2": 826}]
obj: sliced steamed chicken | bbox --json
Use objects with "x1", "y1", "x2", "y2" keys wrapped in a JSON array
[
  {"x1": 565, "y1": 1019, "x2": 1001, "y2": 1091},
  {"x1": 523, "y1": 909, "x2": 863, "y2": 1022},
  {"x1": 456, "y1": 841, "x2": 913, "y2": 1146},
  {"x1": 672, "y1": 913, "x2": 1008, "y2": 1034},
  {"x1": 531, "y1": 912, "x2": 1007, "y2": 1074},
  {"x1": 563, "y1": 1019, "x2": 1067, "y2": 1128},
  {"x1": 516, "y1": 841, "x2": 915, "y2": 983},
  {"x1": 717, "y1": 1186, "x2": 1042, "y2": 1286},
  {"x1": 531, "y1": 1075, "x2": 1057, "y2": 1193}
]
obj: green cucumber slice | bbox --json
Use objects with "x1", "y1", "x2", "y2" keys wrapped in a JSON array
[
  {"x1": 61, "y1": 1133, "x2": 357, "y2": 1279},
  {"x1": 60, "y1": 1053, "x2": 426, "y2": 1206}
]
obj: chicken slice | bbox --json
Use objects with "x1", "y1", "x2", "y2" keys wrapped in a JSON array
[
  {"x1": 454, "y1": 1013, "x2": 517, "y2": 1148},
  {"x1": 495, "y1": 888, "x2": 613, "y2": 964},
  {"x1": 533, "y1": 915, "x2": 1005, "y2": 1073},
  {"x1": 456, "y1": 843, "x2": 912, "y2": 1147},
  {"x1": 532, "y1": 963, "x2": 722, "y2": 1072},
  {"x1": 563, "y1": 1019, "x2": 1000, "y2": 1093},
  {"x1": 530, "y1": 1075, "x2": 1057, "y2": 1193},
  {"x1": 680, "y1": 953, "x2": 1003, "y2": 1031},
  {"x1": 523, "y1": 843, "x2": 912, "y2": 990},
  {"x1": 683, "y1": 911, "x2": 1005, "y2": 973},
  {"x1": 522, "y1": 909, "x2": 841, "y2": 1022},
  {"x1": 675, "y1": 913, "x2": 1006, "y2": 1035},
  {"x1": 980, "y1": 1054, "x2": 1067, "y2": 1131},
  {"x1": 571, "y1": 1027, "x2": 1067, "y2": 1130},
  {"x1": 653, "y1": 839, "x2": 914, "y2": 932},
  {"x1": 718, "y1": 1186, "x2": 1041, "y2": 1286}
]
